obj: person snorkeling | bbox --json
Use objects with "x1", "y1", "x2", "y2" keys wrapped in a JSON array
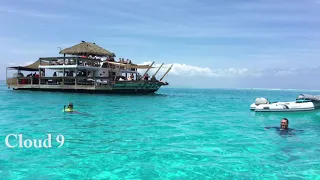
[
  {"x1": 63, "y1": 102, "x2": 75, "y2": 112},
  {"x1": 62, "y1": 102, "x2": 92, "y2": 117}
]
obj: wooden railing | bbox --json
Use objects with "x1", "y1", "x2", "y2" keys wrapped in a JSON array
[{"x1": 6, "y1": 76, "x2": 163, "y2": 87}]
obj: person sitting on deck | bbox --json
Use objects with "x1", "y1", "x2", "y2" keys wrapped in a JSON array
[
  {"x1": 128, "y1": 73, "x2": 134, "y2": 80},
  {"x1": 151, "y1": 75, "x2": 157, "y2": 81},
  {"x1": 119, "y1": 77, "x2": 124, "y2": 81},
  {"x1": 144, "y1": 73, "x2": 149, "y2": 80},
  {"x1": 136, "y1": 73, "x2": 142, "y2": 80}
]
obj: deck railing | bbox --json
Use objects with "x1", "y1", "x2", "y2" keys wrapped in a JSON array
[
  {"x1": 7, "y1": 77, "x2": 162, "y2": 86},
  {"x1": 40, "y1": 57, "x2": 101, "y2": 67}
]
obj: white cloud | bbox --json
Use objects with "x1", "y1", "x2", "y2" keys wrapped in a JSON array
[
  {"x1": 0, "y1": 6, "x2": 76, "y2": 19},
  {"x1": 138, "y1": 61, "x2": 252, "y2": 78},
  {"x1": 136, "y1": 62, "x2": 318, "y2": 79}
]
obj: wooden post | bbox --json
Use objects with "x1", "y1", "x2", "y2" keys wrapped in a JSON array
[
  {"x1": 5, "y1": 67, "x2": 7, "y2": 86},
  {"x1": 93, "y1": 70, "x2": 96, "y2": 88},
  {"x1": 160, "y1": 64, "x2": 173, "y2": 81},
  {"x1": 39, "y1": 68, "x2": 41, "y2": 85},
  {"x1": 75, "y1": 68, "x2": 77, "y2": 87},
  {"x1": 153, "y1": 63, "x2": 164, "y2": 77},
  {"x1": 114, "y1": 65, "x2": 121, "y2": 81},
  {"x1": 62, "y1": 68, "x2": 65, "y2": 85},
  {"x1": 142, "y1": 61, "x2": 154, "y2": 77}
]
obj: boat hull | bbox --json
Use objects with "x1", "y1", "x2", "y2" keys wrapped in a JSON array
[
  {"x1": 11, "y1": 87, "x2": 159, "y2": 94},
  {"x1": 253, "y1": 101, "x2": 316, "y2": 112},
  {"x1": 250, "y1": 102, "x2": 286, "y2": 110},
  {"x1": 7, "y1": 80, "x2": 167, "y2": 94}
]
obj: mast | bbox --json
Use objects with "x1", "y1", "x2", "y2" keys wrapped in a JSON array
[
  {"x1": 160, "y1": 64, "x2": 173, "y2": 81},
  {"x1": 142, "y1": 61, "x2": 154, "y2": 77},
  {"x1": 153, "y1": 63, "x2": 164, "y2": 77}
]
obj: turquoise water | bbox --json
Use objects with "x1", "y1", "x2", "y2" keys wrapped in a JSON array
[{"x1": 1, "y1": 81, "x2": 320, "y2": 179}]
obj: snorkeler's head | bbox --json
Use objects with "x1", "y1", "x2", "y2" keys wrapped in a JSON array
[
  {"x1": 68, "y1": 102, "x2": 73, "y2": 109},
  {"x1": 280, "y1": 118, "x2": 289, "y2": 129}
]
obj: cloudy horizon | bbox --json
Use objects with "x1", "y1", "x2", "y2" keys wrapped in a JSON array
[{"x1": 1, "y1": 0, "x2": 320, "y2": 89}]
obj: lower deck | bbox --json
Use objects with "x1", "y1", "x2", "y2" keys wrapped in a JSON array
[
  {"x1": 10, "y1": 87, "x2": 159, "y2": 94},
  {"x1": 7, "y1": 77, "x2": 168, "y2": 94}
]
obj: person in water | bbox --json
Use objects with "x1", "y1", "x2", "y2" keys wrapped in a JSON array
[
  {"x1": 280, "y1": 118, "x2": 289, "y2": 130},
  {"x1": 265, "y1": 118, "x2": 292, "y2": 130},
  {"x1": 265, "y1": 118, "x2": 303, "y2": 135},
  {"x1": 67, "y1": 103, "x2": 73, "y2": 111},
  {"x1": 64, "y1": 102, "x2": 76, "y2": 112}
]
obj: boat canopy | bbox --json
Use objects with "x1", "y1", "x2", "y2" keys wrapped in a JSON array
[
  {"x1": 105, "y1": 61, "x2": 154, "y2": 69},
  {"x1": 7, "y1": 60, "x2": 48, "y2": 71},
  {"x1": 297, "y1": 94, "x2": 320, "y2": 101}
]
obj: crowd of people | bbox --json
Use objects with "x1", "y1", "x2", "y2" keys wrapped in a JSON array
[{"x1": 80, "y1": 55, "x2": 133, "y2": 64}]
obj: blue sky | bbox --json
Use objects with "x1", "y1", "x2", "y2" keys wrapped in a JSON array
[{"x1": 1, "y1": 0, "x2": 320, "y2": 89}]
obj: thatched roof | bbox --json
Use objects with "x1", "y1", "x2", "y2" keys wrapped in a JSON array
[
  {"x1": 59, "y1": 41, "x2": 115, "y2": 57},
  {"x1": 8, "y1": 60, "x2": 49, "y2": 71}
]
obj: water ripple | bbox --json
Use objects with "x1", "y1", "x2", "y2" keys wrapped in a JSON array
[{"x1": 0, "y1": 83, "x2": 320, "y2": 179}]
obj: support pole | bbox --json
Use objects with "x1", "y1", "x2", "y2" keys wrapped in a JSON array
[
  {"x1": 114, "y1": 65, "x2": 121, "y2": 81},
  {"x1": 142, "y1": 61, "x2": 155, "y2": 77},
  {"x1": 39, "y1": 68, "x2": 41, "y2": 85},
  {"x1": 160, "y1": 64, "x2": 173, "y2": 81},
  {"x1": 5, "y1": 67, "x2": 7, "y2": 86},
  {"x1": 75, "y1": 68, "x2": 77, "y2": 87},
  {"x1": 62, "y1": 68, "x2": 65, "y2": 85},
  {"x1": 153, "y1": 63, "x2": 164, "y2": 77},
  {"x1": 93, "y1": 70, "x2": 96, "y2": 88}
]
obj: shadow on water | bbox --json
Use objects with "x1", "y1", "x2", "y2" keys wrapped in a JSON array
[{"x1": 62, "y1": 111, "x2": 94, "y2": 117}]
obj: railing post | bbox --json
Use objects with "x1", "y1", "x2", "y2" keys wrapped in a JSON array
[{"x1": 62, "y1": 68, "x2": 65, "y2": 85}]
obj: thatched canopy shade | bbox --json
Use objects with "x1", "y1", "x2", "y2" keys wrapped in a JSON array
[
  {"x1": 8, "y1": 60, "x2": 50, "y2": 71},
  {"x1": 59, "y1": 41, "x2": 115, "y2": 57}
]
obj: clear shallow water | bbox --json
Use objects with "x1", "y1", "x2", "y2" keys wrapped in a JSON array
[{"x1": 1, "y1": 82, "x2": 320, "y2": 179}]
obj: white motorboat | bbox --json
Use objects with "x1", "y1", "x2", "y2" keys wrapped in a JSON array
[{"x1": 250, "y1": 94, "x2": 320, "y2": 112}]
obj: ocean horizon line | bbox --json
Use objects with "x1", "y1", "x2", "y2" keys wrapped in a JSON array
[{"x1": 163, "y1": 86, "x2": 320, "y2": 92}]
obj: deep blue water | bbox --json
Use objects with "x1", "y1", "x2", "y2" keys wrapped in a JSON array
[{"x1": 0, "y1": 81, "x2": 320, "y2": 179}]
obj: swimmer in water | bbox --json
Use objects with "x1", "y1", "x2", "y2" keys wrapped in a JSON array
[
  {"x1": 67, "y1": 102, "x2": 73, "y2": 111},
  {"x1": 62, "y1": 103, "x2": 91, "y2": 116},
  {"x1": 63, "y1": 102, "x2": 77, "y2": 113},
  {"x1": 265, "y1": 118, "x2": 303, "y2": 135}
]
